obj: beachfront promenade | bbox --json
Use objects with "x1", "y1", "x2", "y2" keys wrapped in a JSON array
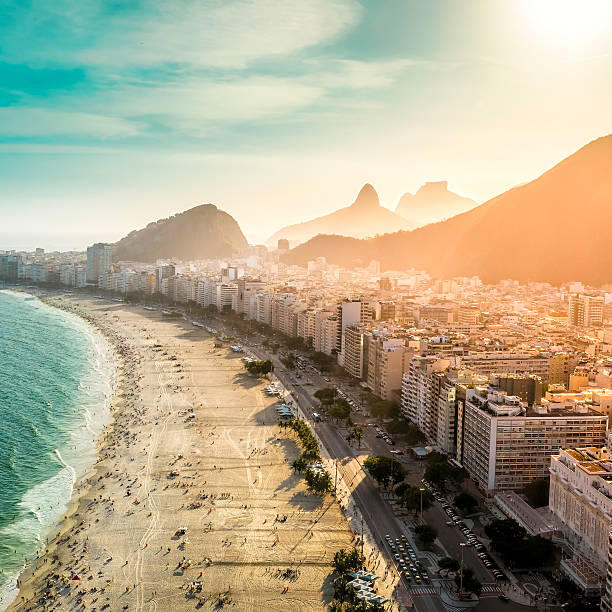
[{"x1": 8, "y1": 298, "x2": 356, "y2": 611}]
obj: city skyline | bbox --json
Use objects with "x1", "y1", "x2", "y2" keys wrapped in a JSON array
[{"x1": 2, "y1": 0, "x2": 612, "y2": 249}]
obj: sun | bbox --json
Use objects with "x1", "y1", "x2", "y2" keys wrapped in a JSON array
[{"x1": 525, "y1": 0, "x2": 611, "y2": 48}]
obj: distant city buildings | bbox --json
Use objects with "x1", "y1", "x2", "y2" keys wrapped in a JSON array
[
  {"x1": 568, "y1": 293, "x2": 604, "y2": 327},
  {"x1": 86, "y1": 243, "x2": 113, "y2": 284}
]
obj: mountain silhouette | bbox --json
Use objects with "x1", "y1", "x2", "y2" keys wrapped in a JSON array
[
  {"x1": 113, "y1": 204, "x2": 247, "y2": 262},
  {"x1": 283, "y1": 135, "x2": 612, "y2": 285},
  {"x1": 267, "y1": 183, "x2": 414, "y2": 246},
  {"x1": 395, "y1": 181, "x2": 476, "y2": 226}
]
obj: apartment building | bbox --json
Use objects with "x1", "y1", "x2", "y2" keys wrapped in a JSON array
[
  {"x1": 549, "y1": 352, "x2": 576, "y2": 387},
  {"x1": 457, "y1": 305, "x2": 481, "y2": 325},
  {"x1": 86, "y1": 243, "x2": 113, "y2": 283},
  {"x1": 432, "y1": 369, "x2": 475, "y2": 454},
  {"x1": 454, "y1": 351, "x2": 550, "y2": 380},
  {"x1": 366, "y1": 334, "x2": 409, "y2": 401},
  {"x1": 271, "y1": 294, "x2": 298, "y2": 338},
  {"x1": 235, "y1": 279, "x2": 266, "y2": 316},
  {"x1": 602, "y1": 532, "x2": 612, "y2": 611},
  {"x1": 549, "y1": 447, "x2": 612, "y2": 586},
  {"x1": 0, "y1": 253, "x2": 23, "y2": 280},
  {"x1": 343, "y1": 325, "x2": 365, "y2": 379},
  {"x1": 568, "y1": 294, "x2": 604, "y2": 327},
  {"x1": 313, "y1": 313, "x2": 338, "y2": 356},
  {"x1": 59, "y1": 264, "x2": 87, "y2": 288},
  {"x1": 401, "y1": 356, "x2": 450, "y2": 437},
  {"x1": 297, "y1": 309, "x2": 317, "y2": 346},
  {"x1": 458, "y1": 386, "x2": 607, "y2": 493}
]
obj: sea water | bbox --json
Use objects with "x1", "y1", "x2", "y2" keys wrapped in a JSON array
[{"x1": 0, "y1": 291, "x2": 115, "y2": 609}]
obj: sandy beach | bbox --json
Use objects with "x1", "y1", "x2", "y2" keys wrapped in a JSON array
[{"x1": 8, "y1": 296, "x2": 355, "y2": 611}]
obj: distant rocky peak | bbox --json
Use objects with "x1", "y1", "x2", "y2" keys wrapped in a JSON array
[
  {"x1": 417, "y1": 181, "x2": 449, "y2": 194},
  {"x1": 350, "y1": 183, "x2": 380, "y2": 209}
]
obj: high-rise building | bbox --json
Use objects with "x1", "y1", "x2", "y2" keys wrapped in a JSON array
[
  {"x1": 343, "y1": 325, "x2": 365, "y2": 379},
  {"x1": 458, "y1": 386, "x2": 607, "y2": 493},
  {"x1": 568, "y1": 294, "x2": 604, "y2": 327},
  {"x1": 0, "y1": 254, "x2": 23, "y2": 280},
  {"x1": 86, "y1": 243, "x2": 113, "y2": 284},
  {"x1": 366, "y1": 334, "x2": 409, "y2": 401},
  {"x1": 401, "y1": 356, "x2": 450, "y2": 436}
]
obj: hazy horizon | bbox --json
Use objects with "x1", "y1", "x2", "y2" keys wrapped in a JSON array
[{"x1": 2, "y1": 0, "x2": 612, "y2": 249}]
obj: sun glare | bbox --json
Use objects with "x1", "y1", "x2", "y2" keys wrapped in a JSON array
[{"x1": 525, "y1": 0, "x2": 612, "y2": 48}]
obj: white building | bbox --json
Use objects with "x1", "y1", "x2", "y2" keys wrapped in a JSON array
[
  {"x1": 87, "y1": 243, "x2": 113, "y2": 283},
  {"x1": 549, "y1": 447, "x2": 612, "y2": 588}
]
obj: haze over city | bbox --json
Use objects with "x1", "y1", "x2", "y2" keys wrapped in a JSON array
[
  {"x1": 2, "y1": 0, "x2": 612, "y2": 248},
  {"x1": 2, "y1": 3, "x2": 612, "y2": 612}
]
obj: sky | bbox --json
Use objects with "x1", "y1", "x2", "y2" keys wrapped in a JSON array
[{"x1": 1, "y1": 0, "x2": 612, "y2": 249}]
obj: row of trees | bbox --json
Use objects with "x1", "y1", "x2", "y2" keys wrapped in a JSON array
[{"x1": 279, "y1": 418, "x2": 333, "y2": 495}]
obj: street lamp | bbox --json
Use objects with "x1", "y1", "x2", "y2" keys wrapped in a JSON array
[
  {"x1": 459, "y1": 542, "x2": 466, "y2": 598},
  {"x1": 419, "y1": 487, "x2": 425, "y2": 522}
]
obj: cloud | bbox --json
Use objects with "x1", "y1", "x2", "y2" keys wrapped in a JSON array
[
  {"x1": 310, "y1": 58, "x2": 429, "y2": 89},
  {"x1": 106, "y1": 76, "x2": 322, "y2": 120},
  {"x1": 5, "y1": 0, "x2": 363, "y2": 70},
  {"x1": 0, "y1": 108, "x2": 140, "y2": 138}
]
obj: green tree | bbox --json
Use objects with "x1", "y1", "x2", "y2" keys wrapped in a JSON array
[
  {"x1": 280, "y1": 353, "x2": 296, "y2": 369},
  {"x1": 305, "y1": 468, "x2": 333, "y2": 495},
  {"x1": 332, "y1": 548, "x2": 363, "y2": 574},
  {"x1": 368, "y1": 399, "x2": 400, "y2": 420},
  {"x1": 414, "y1": 524, "x2": 437, "y2": 547},
  {"x1": 314, "y1": 387, "x2": 336, "y2": 406},
  {"x1": 329, "y1": 402, "x2": 351, "y2": 422},
  {"x1": 485, "y1": 518, "x2": 556, "y2": 567},
  {"x1": 399, "y1": 486, "x2": 434, "y2": 515},
  {"x1": 424, "y1": 461, "x2": 450, "y2": 489},
  {"x1": 244, "y1": 359, "x2": 274, "y2": 377},
  {"x1": 386, "y1": 418, "x2": 410, "y2": 435},
  {"x1": 394, "y1": 482, "x2": 411, "y2": 498},
  {"x1": 453, "y1": 491, "x2": 478, "y2": 514},
  {"x1": 363, "y1": 456, "x2": 406, "y2": 489},
  {"x1": 346, "y1": 425, "x2": 364, "y2": 448}
]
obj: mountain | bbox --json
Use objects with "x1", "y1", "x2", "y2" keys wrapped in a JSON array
[
  {"x1": 395, "y1": 181, "x2": 477, "y2": 226},
  {"x1": 113, "y1": 204, "x2": 248, "y2": 262},
  {"x1": 267, "y1": 183, "x2": 414, "y2": 246},
  {"x1": 283, "y1": 135, "x2": 612, "y2": 285}
]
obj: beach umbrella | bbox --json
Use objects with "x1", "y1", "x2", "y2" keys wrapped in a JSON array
[{"x1": 71, "y1": 575, "x2": 81, "y2": 580}]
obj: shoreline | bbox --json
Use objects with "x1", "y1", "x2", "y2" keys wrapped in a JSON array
[
  {"x1": 1, "y1": 292, "x2": 125, "y2": 611},
  {"x1": 6, "y1": 294, "x2": 358, "y2": 611}
]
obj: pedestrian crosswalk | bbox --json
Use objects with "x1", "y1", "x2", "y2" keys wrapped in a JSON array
[
  {"x1": 480, "y1": 584, "x2": 503, "y2": 596},
  {"x1": 410, "y1": 586, "x2": 436, "y2": 596}
]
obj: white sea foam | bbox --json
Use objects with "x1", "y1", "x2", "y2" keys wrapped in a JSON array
[{"x1": 0, "y1": 296, "x2": 116, "y2": 611}]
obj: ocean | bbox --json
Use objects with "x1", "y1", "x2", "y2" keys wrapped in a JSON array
[{"x1": 0, "y1": 291, "x2": 115, "y2": 609}]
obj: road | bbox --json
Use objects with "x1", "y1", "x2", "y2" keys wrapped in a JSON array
[
  {"x1": 246, "y1": 342, "x2": 447, "y2": 612},
  {"x1": 217, "y1": 325, "x2": 520, "y2": 611}
]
